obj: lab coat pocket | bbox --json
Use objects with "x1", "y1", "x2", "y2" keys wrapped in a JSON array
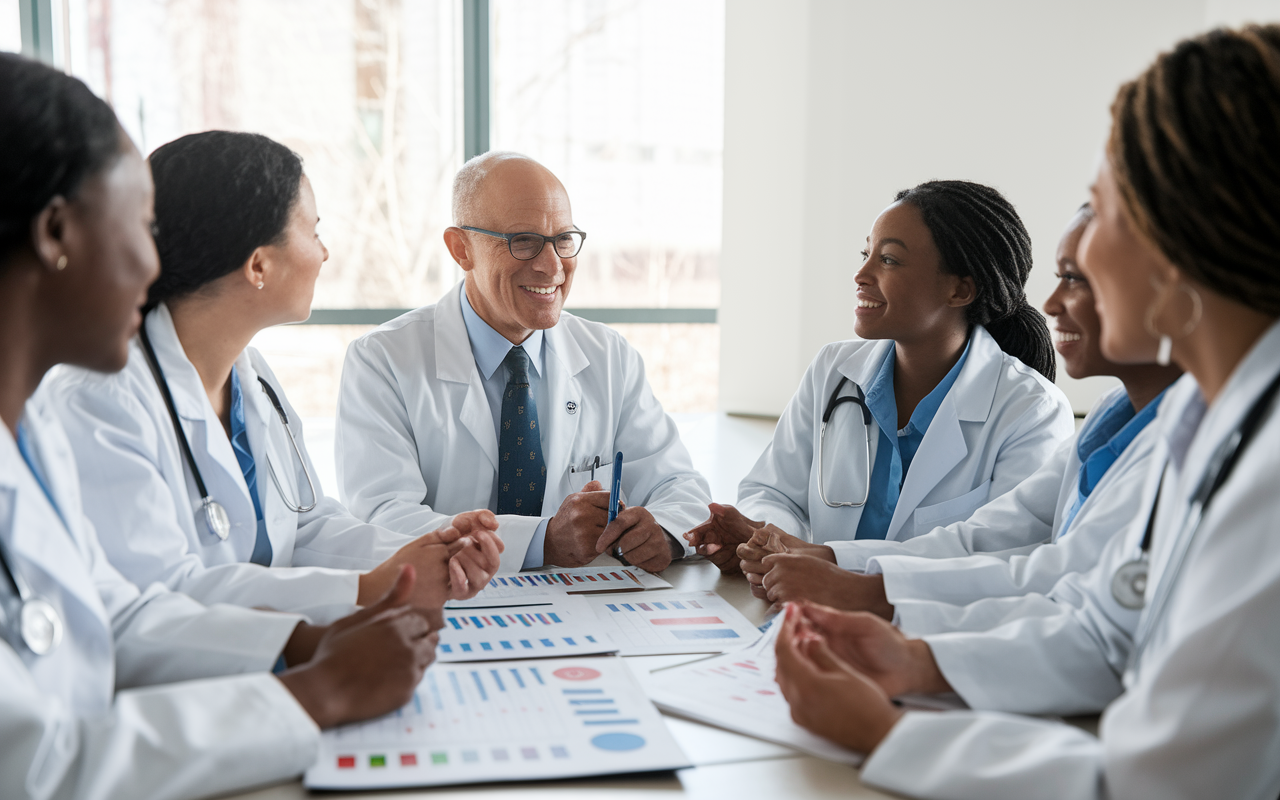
[
  {"x1": 913, "y1": 479, "x2": 992, "y2": 535},
  {"x1": 568, "y1": 456, "x2": 614, "y2": 494}
]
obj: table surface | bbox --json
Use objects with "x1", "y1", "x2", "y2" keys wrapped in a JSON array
[{"x1": 223, "y1": 558, "x2": 905, "y2": 799}]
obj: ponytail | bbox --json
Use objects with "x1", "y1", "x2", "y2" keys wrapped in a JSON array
[{"x1": 894, "y1": 180, "x2": 1056, "y2": 382}]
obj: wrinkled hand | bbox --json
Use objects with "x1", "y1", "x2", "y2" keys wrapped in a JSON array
[
  {"x1": 597, "y1": 504, "x2": 676, "y2": 573},
  {"x1": 774, "y1": 602, "x2": 903, "y2": 754},
  {"x1": 683, "y1": 503, "x2": 764, "y2": 574},
  {"x1": 544, "y1": 480, "x2": 610, "y2": 567},
  {"x1": 279, "y1": 566, "x2": 443, "y2": 729},
  {"x1": 786, "y1": 600, "x2": 950, "y2": 697}
]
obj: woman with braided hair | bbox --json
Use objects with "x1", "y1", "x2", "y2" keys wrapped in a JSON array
[
  {"x1": 686, "y1": 180, "x2": 1074, "y2": 584},
  {"x1": 775, "y1": 24, "x2": 1280, "y2": 799}
]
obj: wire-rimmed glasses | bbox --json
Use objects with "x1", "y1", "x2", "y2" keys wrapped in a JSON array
[{"x1": 460, "y1": 226, "x2": 587, "y2": 260}]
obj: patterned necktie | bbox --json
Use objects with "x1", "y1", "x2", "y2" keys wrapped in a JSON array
[{"x1": 497, "y1": 346, "x2": 546, "y2": 516}]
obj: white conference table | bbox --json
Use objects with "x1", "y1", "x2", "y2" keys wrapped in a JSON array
[{"x1": 225, "y1": 557, "x2": 904, "y2": 800}]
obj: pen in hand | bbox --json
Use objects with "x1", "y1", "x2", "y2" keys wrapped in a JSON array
[{"x1": 606, "y1": 452, "x2": 629, "y2": 565}]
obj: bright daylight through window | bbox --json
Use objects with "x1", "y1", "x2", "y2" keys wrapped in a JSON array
[{"x1": 42, "y1": 0, "x2": 724, "y2": 418}]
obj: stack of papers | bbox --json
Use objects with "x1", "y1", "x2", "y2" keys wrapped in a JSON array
[
  {"x1": 447, "y1": 566, "x2": 672, "y2": 608},
  {"x1": 643, "y1": 622, "x2": 864, "y2": 765}
]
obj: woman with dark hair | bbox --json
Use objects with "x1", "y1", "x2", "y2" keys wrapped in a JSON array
[
  {"x1": 47, "y1": 130, "x2": 503, "y2": 623},
  {"x1": 687, "y1": 180, "x2": 1074, "y2": 578},
  {"x1": 0, "y1": 53, "x2": 445, "y2": 800},
  {"x1": 775, "y1": 25, "x2": 1280, "y2": 798}
]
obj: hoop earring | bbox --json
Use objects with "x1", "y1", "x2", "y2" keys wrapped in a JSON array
[
  {"x1": 257, "y1": 282, "x2": 265, "y2": 290},
  {"x1": 55, "y1": 255, "x2": 68, "y2": 271},
  {"x1": 1143, "y1": 282, "x2": 1202, "y2": 367}
]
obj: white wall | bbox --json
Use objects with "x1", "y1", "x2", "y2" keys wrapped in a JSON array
[{"x1": 720, "y1": 0, "x2": 1280, "y2": 416}]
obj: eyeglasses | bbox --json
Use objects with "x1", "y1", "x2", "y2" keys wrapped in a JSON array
[{"x1": 460, "y1": 226, "x2": 587, "y2": 260}]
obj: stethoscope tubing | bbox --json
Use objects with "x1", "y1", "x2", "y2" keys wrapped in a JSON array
[
  {"x1": 818, "y1": 376, "x2": 873, "y2": 508},
  {"x1": 1127, "y1": 368, "x2": 1280, "y2": 668},
  {"x1": 139, "y1": 317, "x2": 319, "y2": 528}
]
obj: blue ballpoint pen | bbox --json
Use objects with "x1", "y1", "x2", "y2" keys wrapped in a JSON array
[{"x1": 607, "y1": 452, "x2": 628, "y2": 564}]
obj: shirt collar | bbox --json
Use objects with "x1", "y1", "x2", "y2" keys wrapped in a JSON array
[
  {"x1": 460, "y1": 286, "x2": 544, "y2": 380},
  {"x1": 906, "y1": 337, "x2": 970, "y2": 435},
  {"x1": 865, "y1": 338, "x2": 971, "y2": 437}
]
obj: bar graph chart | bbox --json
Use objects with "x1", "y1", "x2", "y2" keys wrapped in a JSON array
[
  {"x1": 584, "y1": 590, "x2": 762, "y2": 655},
  {"x1": 447, "y1": 567, "x2": 671, "y2": 608},
  {"x1": 437, "y1": 596, "x2": 616, "y2": 662},
  {"x1": 306, "y1": 657, "x2": 689, "y2": 789}
]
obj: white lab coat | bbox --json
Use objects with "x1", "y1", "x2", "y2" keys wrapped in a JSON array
[
  {"x1": 335, "y1": 282, "x2": 713, "y2": 573},
  {"x1": 46, "y1": 305, "x2": 414, "y2": 625},
  {"x1": 1, "y1": 390, "x2": 318, "y2": 800},
  {"x1": 738, "y1": 326, "x2": 1074, "y2": 564},
  {"x1": 859, "y1": 323, "x2": 1280, "y2": 799},
  {"x1": 862, "y1": 386, "x2": 1160, "y2": 630}
]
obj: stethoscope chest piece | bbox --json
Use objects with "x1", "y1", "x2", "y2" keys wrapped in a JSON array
[
  {"x1": 203, "y1": 497, "x2": 232, "y2": 541},
  {"x1": 1111, "y1": 556, "x2": 1148, "y2": 610},
  {"x1": 20, "y1": 597, "x2": 63, "y2": 655}
]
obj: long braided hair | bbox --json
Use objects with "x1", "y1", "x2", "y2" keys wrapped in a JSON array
[
  {"x1": 895, "y1": 180, "x2": 1056, "y2": 381},
  {"x1": 1109, "y1": 24, "x2": 1280, "y2": 316}
]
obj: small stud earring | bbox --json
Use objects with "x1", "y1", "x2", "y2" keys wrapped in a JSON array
[
  {"x1": 56, "y1": 255, "x2": 68, "y2": 271},
  {"x1": 257, "y1": 282, "x2": 265, "y2": 290}
]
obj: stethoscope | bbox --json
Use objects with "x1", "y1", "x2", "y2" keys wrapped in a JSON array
[
  {"x1": 138, "y1": 320, "x2": 318, "y2": 542},
  {"x1": 1116, "y1": 368, "x2": 1280, "y2": 666},
  {"x1": 0, "y1": 536, "x2": 63, "y2": 656},
  {"x1": 818, "y1": 376, "x2": 873, "y2": 508}
]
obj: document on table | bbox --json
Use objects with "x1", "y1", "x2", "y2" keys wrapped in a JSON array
[
  {"x1": 447, "y1": 567, "x2": 672, "y2": 608},
  {"x1": 583, "y1": 590, "x2": 761, "y2": 656},
  {"x1": 437, "y1": 595, "x2": 616, "y2": 662},
  {"x1": 305, "y1": 656, "x2": 691, "y2": 789},
  {"x1": 642, "y1": 623, "x2": 864, "y2": 765}
]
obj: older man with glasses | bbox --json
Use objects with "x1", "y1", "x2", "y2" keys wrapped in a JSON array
[{"x1": 335, "y1": 151, "x2": 712, "y2": 575}]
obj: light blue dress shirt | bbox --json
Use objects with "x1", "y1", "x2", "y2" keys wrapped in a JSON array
[
  {"x1": 1057, "y1": 386, "x2": 1167, "y2": 537},
  {"x1": 855, "y1": 339, "x2": 972, "y2": 540},
  {"x1": 459, "y1": 288, "x2": 550, "y2": 569}
]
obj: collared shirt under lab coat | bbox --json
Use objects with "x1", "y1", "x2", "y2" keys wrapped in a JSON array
[
  {"x1": 859, "y1": 386, "x2": 1160, "y2": 624},
  {"x1": 738, "y1": 326, "x2": 1074, "y2": 565},
  {"x1": 46, "y1": 305, "x2": 415, "y2": 625},
  {"x1": 336, "y1": 282, "x2": 713, "y2": 574},
  {"x1": 859, "y1": 323, "x2": 1280, "y2": 800},
  {"x1": 0, "y1": 389, "x2": 318, "y2": 800}
]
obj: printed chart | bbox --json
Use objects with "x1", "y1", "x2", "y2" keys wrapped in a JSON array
[
  {"x1": 305, "y1": 657, "x2": 690, "y2": 789},
  {"x1": 437, "y1": 596, "x2": 615, "y2": 662},
  {"x1": 584, "y1": 590, "x2": 762, "y2": 656},
  {"x1": 447, "y1": 567, "x2": 671, "y2": 608},
  {"x1": 643, "y1": 625, "x2": 864, "y2": 765}
]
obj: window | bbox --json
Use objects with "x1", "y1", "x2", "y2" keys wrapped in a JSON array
[{"x1": 26, "y1": 0, "x2": 724, "y2": 416}]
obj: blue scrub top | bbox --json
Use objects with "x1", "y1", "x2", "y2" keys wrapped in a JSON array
[
  {"x1": 229, "y1": 366, "x2": 272, "y2": 566},
  {"x1": 1057, "y1": 386, "x2": 1168, "y2": 537},
  {"x1": 854, "y1": 339, "x2": 971, "y2": 540}
]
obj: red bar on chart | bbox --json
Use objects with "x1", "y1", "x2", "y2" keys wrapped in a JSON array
[{"x1": 337, "y1": 756, "x2": 356, "y2": 769}]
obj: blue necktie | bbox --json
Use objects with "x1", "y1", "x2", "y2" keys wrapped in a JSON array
[{"x1": 497, "y1": 346, "x2": 546, "y2": 516}]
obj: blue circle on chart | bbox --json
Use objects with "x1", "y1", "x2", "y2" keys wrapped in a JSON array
[{"x1": 591, "y1": 732, "x2": 646, "y2": 752}]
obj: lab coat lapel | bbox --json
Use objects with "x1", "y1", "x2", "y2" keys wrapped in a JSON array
[
  {"x1": 541, "y1": 320, "x2": 589, "y2": 496},
  {"x1": 885, "y1": 327, "x2": 1001, "y2": 539},
  {"x1": 0, "y1": 411, "x2": 109, "y2": 634},
  {"x1": 145, "y1": 305, "x2": 257, "y2": 525},
  {"x1": 436, "y1": 285, "x2": 499, "y2": 472}
]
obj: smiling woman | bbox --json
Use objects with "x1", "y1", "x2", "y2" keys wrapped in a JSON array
[{"x1": 687, "y1": 180, "x2": 1074, "y2": 577}]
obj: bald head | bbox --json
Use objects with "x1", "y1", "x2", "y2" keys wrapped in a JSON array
[{"x1": 452, "y1": 151, "x2": 568, "y2": 227}]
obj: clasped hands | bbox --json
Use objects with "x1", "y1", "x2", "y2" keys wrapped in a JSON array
[
  {"x1": 774, "y1": 600, "x2": 952, "y2": 754},
  {"x1": 685, "y1": 503, "x2": 894, "y2": 619}
]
